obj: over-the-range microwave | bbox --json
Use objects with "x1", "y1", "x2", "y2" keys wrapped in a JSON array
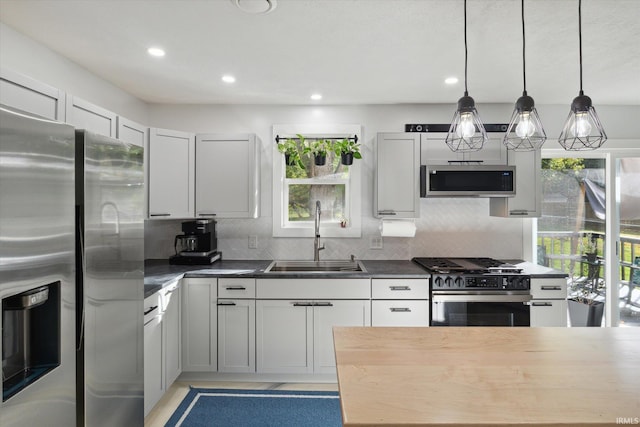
[{"x1": 420, "y1": 164, "x2": 516, "y2": 197}]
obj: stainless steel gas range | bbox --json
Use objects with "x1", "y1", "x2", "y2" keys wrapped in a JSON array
[{"x1": 412, "y1": 257, "x2": 532, "y2": 327}]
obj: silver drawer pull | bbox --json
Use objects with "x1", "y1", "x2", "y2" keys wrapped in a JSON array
[
  {"x1": 390, "y1": 286, "x2": 411, "y2": 291},
  {"x1": 390, "y1": 307, "x2": 411, "y2": 312},
  {"x1": 378, "y1": 210, "x2": 397, "y2": 216},
  {"x1": 313, "y1": 302, "x2": 334, "y2": 307},
  {"x1": 149, "y1": 213, "x2": 171, "y2": 217},
  {"x1": 198, "y1": 213, "x2": 217, "y2": 216},
  {"x1": 225, "y1": 286, "x2": 246, "y2": 291},
  {"x1": 217, "y1": 301, "x2": 236, "y2": 306},
  {"x1": 292, "y1": 302, "x2": 313, "y2": 307},
  {"x1": 540, "y1": 286, "x2": 562, "y2": 291},
  {"x1": 531, "y1": 302, "x2": 553, "y2": 307}
]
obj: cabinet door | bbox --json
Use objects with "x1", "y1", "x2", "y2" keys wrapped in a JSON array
[
  {"x1": 530, "y1": 299, "x2": 567, "y2": 327},
  {"x1": 218, "y1": 299, "x2": 256, "y2": 373},
  {"x1": 148, "y1": 128, "x2": 195, "y2": 219},
  {"x1": 371, "y1": 300, "x2": 429, "y2": 326},
  {"x1": 0, "y1": 67, "x2": 65, "y2": 121},
  {"x1": 182, "y1": 279, "x2": 216, "y2": 372},
  {"x1": 375, "y1": 133, "x2": 420, "y2": 218},
  {"x1": 490, "y1": 149, "x2": 541, "y2": 217},
  {"x1": 422, "y1": 133, "x2": 507, "y2": 165},
  {"x1": 195, "y1": 134, "x2": 259, "y2": 218},
  {"x1": 162, "y1": 283, "x2": 181, "y2": 387},
  {"x1": 65, "y1": 95, "x2": 117, "y2": 137},
  {"x1": 256, "y1": 300, "x2": 313, "y2": 374},
  {"x1": 117, "y1": 116, "x2": 147, "y2": 147},
  {"x1": 313, "y1": 300, "x2": 370, "y2": 374},
  {"x1": 143, "y1": 314, "x2": 162, "y2": 416}
]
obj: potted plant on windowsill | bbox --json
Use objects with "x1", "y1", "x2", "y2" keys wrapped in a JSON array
[
  {"x1": 332, "y1": 138, "x2": 361, "y2": 166},
  {"x1": 305, "y1": 138, "x2": 330, "y2": 166},
  {"x1": 568, "y1": 233, "x2": 604, "y2": 326},
  {"x1": 277, "y1": 135, "x2": 305, "y2": 169}
]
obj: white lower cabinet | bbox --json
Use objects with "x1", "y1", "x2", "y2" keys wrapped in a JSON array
[
  {"x1": 371, "y1": 278, "x2": 429, "y2": 326},
  {"x1": 256, "y1": 300, "x2": 313, "y2": 374},
  {"x1": 218, "y1": 299, "x2": 256, "y2": 373},
  {"x1": 162, "y1": 282, "x2": 182, "y2": 387},
  {"x1": 256, "y1": 278, "x2": 371, "y2": 375},
  {"x1": 182, "y1": 278, "x2": 217, "y2": 372},
  {"x1": 529, "y1": 277, "x2": 568, "y2": 327},
  {"x1": 143, "y1": 295, "x2": 162, "y2": 417},
  {"x1": 313, "y1": 300, "x2": 370, "y2": 373}
]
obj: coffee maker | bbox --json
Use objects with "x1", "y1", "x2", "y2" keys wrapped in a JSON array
[{"x1": 169, "y1": 219, "x2": 221, "y2": 265}]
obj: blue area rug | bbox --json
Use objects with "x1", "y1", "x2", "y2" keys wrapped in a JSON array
[{"x1": 164, "y1": 388, "x2": 342, "y2": 427}]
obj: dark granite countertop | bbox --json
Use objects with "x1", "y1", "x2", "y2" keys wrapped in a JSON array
[
  {"x1": 144, "y1": 259, "x2": 429, "y2": 298},
  {"x1": 143, "y1": 259, "x2": 566, "y2": 299}
]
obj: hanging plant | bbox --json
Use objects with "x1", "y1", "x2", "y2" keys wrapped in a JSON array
[
  {"x1": 277, "y1": 135, "x2": 305, "y2": 169},
  {"x1": 305, "y1": 138, "x2": 331, "y2": 166},
  {"x1": 332, "y1": 138, "x2": 361, "y2": 165}
]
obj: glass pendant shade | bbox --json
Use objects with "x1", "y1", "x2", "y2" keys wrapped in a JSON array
[
  {"x1": 445, "y1": 95, "x2": 488, "y2": 152},
  {"x1": 558, "y1": 93, "x2": 607, "y2": 150},
  {"x1": 503, "y1": 94, "x2": 546, "y2": 151}
]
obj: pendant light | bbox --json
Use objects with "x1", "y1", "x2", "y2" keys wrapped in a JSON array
[
  {"x1": 503, "y1": 0, "x2": 546, "y2": 151},
  {"x1": 445, "y1": 0, "x2": 488, "y2": 153},
  {"x1": 558, "y1": 0, "x2": 607, "y2": 150}
]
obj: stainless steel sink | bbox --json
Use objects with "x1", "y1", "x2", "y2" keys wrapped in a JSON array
[{"x1": 264, "y1": 260, "x2": 366, "y2": 273}]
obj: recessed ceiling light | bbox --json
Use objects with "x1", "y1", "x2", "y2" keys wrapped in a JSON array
[
  {"x1": 445, "y1": 77, "x2": 459, "y2": 85},
  {"x1": 232, "y1": 0, "x2": 277, "y2": 14},
  {"x1": 222, "y1": 75, "x2": 236, "y2": 83},
  {"x1": 310, "y1": 93, "x2": 322, "y2": 101},
  {"x1": 147, "y1": 47, "x2": 165, "y2": 57}
]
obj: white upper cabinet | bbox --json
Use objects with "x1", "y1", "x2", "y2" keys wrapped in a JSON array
[
  {"x1": 422, "y1": 133, "x2": 507, "y2": 165},
  {"x1": 195, "y1": 134, "x2": 259, "y2": 219},
  {"x1": 375, "y1": 133, "x2": 420, "y2": 218},
  {"x1": 490, "y1": 148, "x2": 542, "y2": 217},
  {"x1": 148, "y1": 127, "x2": 195, "y2": 219},
  {"x1": 65, "y1": 95, "x2": 117, "y2": 137},
  {"x1": 0, "y1": 67, "x2": 65, "y2": 121},
  {"x1": 117, "y1": 116, "x2": 147, "y2": 147}
]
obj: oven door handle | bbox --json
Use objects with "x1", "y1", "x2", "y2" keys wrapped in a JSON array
[{"x1": 432, "y1": 294, "x2": 532, "y2": 303}]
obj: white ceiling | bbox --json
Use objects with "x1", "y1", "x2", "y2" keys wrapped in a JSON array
[{"x1": 1, "y1": 0, "x2": 638, "y2": 106}]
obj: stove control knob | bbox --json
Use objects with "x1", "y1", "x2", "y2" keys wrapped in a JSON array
[
  {"x1": 454, "y1": 277, "x2": 464, "y2": 288},
  {"x1": 434, "y1": 276, "x2": 444, "y2": 288},
  {"x1": 444, "y1": 276, "x2": 453, "y2": 287}
]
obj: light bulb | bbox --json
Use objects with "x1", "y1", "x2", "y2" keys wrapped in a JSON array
[
  {"x1": 572, "y1": 113, "x2": 592, "y2": 137},
  {"x1": 456, "y1": 113, "x2": 475, "y2": 138},
  {"x1": 515, "y1": 113, "x2": 535, "y2": 138}
]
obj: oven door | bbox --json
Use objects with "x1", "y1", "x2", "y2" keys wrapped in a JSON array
[{"x1": 431, "y1": 292, "x2": 532, "y2": 327}]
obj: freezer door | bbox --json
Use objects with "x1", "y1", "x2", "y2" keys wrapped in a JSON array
[
  {"x1": 0, "y1": 106, "x2": 76, "y2": 427},
  {"x1": 76, "y1": 130, "x2": 144, "y2": 427}
]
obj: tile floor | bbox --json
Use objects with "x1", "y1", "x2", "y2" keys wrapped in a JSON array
[{"x1": 144, "y1": 381, "x2": 340, "y2": 427}]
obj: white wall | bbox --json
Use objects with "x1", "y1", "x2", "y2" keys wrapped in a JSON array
[{"x1": 0, "y1": 22, "x2": 148, "y2": 124}]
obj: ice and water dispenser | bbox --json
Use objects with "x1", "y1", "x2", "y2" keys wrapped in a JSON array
[{"x1": 2, "y1": 282, "x2": 61, "y2": 401}]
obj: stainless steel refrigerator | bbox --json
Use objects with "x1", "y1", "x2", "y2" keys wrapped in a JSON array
[{"x1": 1, "y1": 106, "x2": 144, "y2": 426}]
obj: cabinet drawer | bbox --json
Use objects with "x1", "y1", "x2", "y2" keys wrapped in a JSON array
[
  {"x1": 372, "y1": 279, "x2": 428, "y2": 299},
  {"x1": 530, "y1": 299, "x2": 567, "y2": 327},
  {"x1": 530, "y1": 278, "x2": 567, "y2": 299},
  {"x1": 159, "y1": 280, "x2": 180, "y2": 312},
  {"x1": 371, "y1": 300, "x2": 429, "y2": 326},
  {"x1": 256, "y1": 279, "x2": 370, "y2": 299},
  {"x1": 218, "y1": 278, "x2": 256, "y2": 298}
]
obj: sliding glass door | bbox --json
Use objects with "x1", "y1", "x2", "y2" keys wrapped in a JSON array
[
  {"x1": 617, "y1": 157, "x2": 640, "y2": 327},
  {"x1": 536, "y1": 151, "x2": 640, "y2": 327}
]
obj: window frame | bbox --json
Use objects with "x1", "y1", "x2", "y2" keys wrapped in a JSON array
[{"x1": 272, "y1": 124, "x2": 362, "y2": 238}]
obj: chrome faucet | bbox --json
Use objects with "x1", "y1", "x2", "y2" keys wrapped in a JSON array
[{"x1": 313, "y1": 200, "x2": 325, "y2": 261}]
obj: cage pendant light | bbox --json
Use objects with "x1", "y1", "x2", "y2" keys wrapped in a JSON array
[
  {"x1": 558, "y1": 0, "x2": 607, "y2": 150},
  {"x1": 503, "y1": 0, "x2": 546, "y2": 151},
  {"x1": 445, "y1": 0, "x2": 488, "y2": 153}
]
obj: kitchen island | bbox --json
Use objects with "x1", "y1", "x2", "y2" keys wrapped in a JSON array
[{"x1": 333, "y1": 327, "x2": 640, "y2": 426}]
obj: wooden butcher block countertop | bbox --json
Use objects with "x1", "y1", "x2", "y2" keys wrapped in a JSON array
[{"x1": 333, "y1": 327, "x2": 640, "y2": 427}]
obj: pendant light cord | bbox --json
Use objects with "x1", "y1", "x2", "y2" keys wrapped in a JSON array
[
  {"x1": 578, "y1": 0, "x2": 583, "y2": 95},
  {"x1": 521, "y1": 0, "x2": 527, "y2": 95},
  {"x1": 464, "y1": 0, "x2": 468, "y2": 96}
]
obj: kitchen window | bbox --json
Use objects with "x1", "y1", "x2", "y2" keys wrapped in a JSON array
[{"x1": 272, "y1": 124, "x2": 362, "y2": 238}]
